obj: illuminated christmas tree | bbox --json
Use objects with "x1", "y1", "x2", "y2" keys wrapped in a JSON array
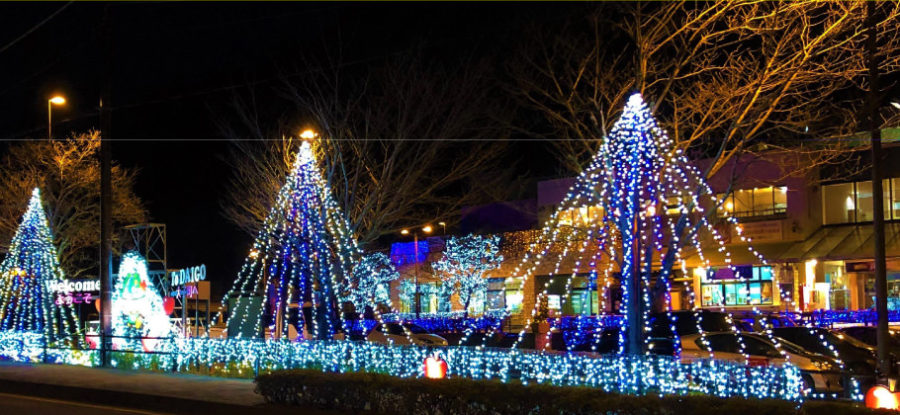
[
  {"x1": 343, "y1": 252, "x2": 398, "y2": 315},
  {"x1": 432, "y1": 234, "x2": 503, "y2": 318},
  {"x1": 222, "y1": 141, "x2": 362, "y2": 340},
  {"x1": 0, "y1": 188, "x2": 80, "y2": 339},
  {"x1": 111, "y1": 252, "x2": 172, "y2": 352},
  {"x1": 512, "y1": 93, "x2": 767, "y2": 354}
]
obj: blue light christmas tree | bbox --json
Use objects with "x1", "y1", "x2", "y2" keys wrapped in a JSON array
[
  {"x1": 221, "y1": 141, "x2": 362, "y2": 340},
  {"x1": 0, "y1": 188, "x2": 80, "y2": 339},
  {"x1": 511, "y1": 93, "x2": 769, "y2": 355}
]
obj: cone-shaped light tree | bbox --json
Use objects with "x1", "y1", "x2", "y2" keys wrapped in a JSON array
[
  {"x1": 0, "y1": 188, "x2": 81, "y2": 339},
  {"x1": 512, "y1": 93, "x2": 767, "y2": 354},
  {"x1": 111, "y1": 252, "x2": 172, "y2": 351},
  {"x1": 222, "y1": 140, "x2": 363, "y2": 340}
]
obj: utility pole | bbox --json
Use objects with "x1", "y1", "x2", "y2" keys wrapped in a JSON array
[
  {"x1": 414, "y1": 232, "x2": 420, "y2": 318},
  {"x1": 99, "y1": 4, "x2": 114, "y2": 368},
  {"x1": 866, "y1": 1, "x2": 890, "y2": 381}
]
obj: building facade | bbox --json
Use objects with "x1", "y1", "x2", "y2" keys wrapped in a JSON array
[{"x1": 386, "y1": 145, "x2": 900, "y2": 321}]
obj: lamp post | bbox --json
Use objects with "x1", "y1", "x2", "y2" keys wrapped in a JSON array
[
  {"x1": 401, "y1": 225, "x2": 433, "y2": 317},
  {"x1": 48, "y1": 95, "x2": 65, "y2": 140}
]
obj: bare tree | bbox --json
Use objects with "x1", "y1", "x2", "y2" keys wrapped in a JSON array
[
  {"x1": 512, "y1": 1, "x2": 900, "y2": 180},
  {"x1": 220, "y1": 53, "x2": 517, "y2": 246},
  {"x1": 0, "y1": 131, "x2": 148, "y2": 279}
]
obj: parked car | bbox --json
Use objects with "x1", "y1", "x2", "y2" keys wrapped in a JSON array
[
  {"x1": 647, "y1": 310, "x2": 738, "y2": 337},
  {"x1": 837, "y1": 325, "x2": 900, "y2": 356},
  {"x1": 680, "y1": 331, "x2": 843, "y2": 394},
  {"x1": 366, "y1": 322, "x2": 449, "y2": 346},
  {"x1": 729, "y1": 311, "x2": 800, "y2": 331},
  {"x1": 769, "y1": 326, "x2": 878, "y2": 389}
]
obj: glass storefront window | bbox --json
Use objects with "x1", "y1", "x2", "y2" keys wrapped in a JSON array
[
  {"x1": 749, "y1": 283, "x2": 762, "y2": 304},
  {"x1": 486, "y1": 278, "x2": 506, "y2": 310},
  {"x1": 547, "y1": 294, "x2": 561, "y2": 311},
  {"x1": 558, "y1": 205, "x2": 604, "y2": 227},
  {"x1": 823, "y1": 183, "x2": 855, "y2": 224},
  {"x1": 857, "y1": 181, "x2": 874, "y2": 222},
  {"x1": 700, "y1": 265, "x2": 776, "y2": 307},
  {"x1": 824, "y1": 179, "x2": 895, "y2": 224},
  {"x1": 724, "y1": 284, "x2": 738, "y2": 305},
  {"x1": 753, "y1": 187, "x2": 774, "y2": 215},
  {"x1": 761, "y1": 282, "x2": 773, "y2": 303},
  {"x1": 893, "y1": 178, "x2": 900, "y2": 219},
  {"x1": 734, "y1": 189, "x2": 753, "y2": 216},
  {"x1": 702, "y1": 284, "x2": 723, "y2": 306},
  {"x1": 774, "y1": 186, "x2": 787, "y2": 212},
  {"x1": 718, "y1": 186, "x2": 788, "y2": 218},
  {"x1": 504, "y1": 277, "x2": 523, "y2": 313}
]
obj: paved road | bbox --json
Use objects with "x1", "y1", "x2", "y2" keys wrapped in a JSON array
[{"x1": 0, "y1": 392, "x2": 169, "y2": 415}]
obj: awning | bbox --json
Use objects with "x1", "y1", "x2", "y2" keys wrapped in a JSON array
[
  {"x1": 682, "y1": 222, "x2": 900, "y2": 267},
  {"x1": 779, "y1": 222, "x2": 900, "y2": 261}
]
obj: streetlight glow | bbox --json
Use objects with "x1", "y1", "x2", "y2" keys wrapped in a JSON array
[
  {"x1": 49, "y1": 96, "x2": 66, "y2": 105},
  {"x1": 422, "y1": 225, "x2": 433, "y2": 233},
  {"x1": 400, "y1": 229, "x2": 410, "y2": 235},
  {"x1": 300, "y1": 129, "x2": 317, "y2": 140}
]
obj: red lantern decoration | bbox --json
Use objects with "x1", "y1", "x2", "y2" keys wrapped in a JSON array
[
  {"x1": 423, "y1": 355, "x2": 448, "y2": 379},
  {"x1": 865, "y1": 385, "x2": 900, "y2": 410},
  {"x1": 94, "y1": 298, "x2": 101, "y2": 313},
  {"x1": 84, "y1": 333, "x2": 98, "y2": 350},
  {"x1": 163, "y1": 296, "x2": 175, "y2": 315}
]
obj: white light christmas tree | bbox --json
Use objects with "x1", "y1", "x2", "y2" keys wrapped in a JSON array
[
  {"x1": 344, "y1": 252, "x2": 398, "y2": 315},
  {"x1": 511, "y1": 93, "x2": 769, "y2": 355},
  {"x1": 220, "y1": 140, "x2": 363, "y2": 340},
  {"x1": 432, "y1": 234, "x2": 503, "y2": 318},
  {"x1": 0, "y1": 188, "x2": 80, "y2": 339},
  {"x1": 111, "y1": 252, "x2": 172, "y2": 352}
]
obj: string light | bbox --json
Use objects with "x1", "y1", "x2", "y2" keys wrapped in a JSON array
[{"x1": 0, "y1": 188, "x2": 80, "y2": 343}]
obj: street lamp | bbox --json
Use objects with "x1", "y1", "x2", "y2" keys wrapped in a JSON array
[
  {"x1": 48, "y1": 95, "x2": 66, "y2": 140},
  {"x1": 300, "y1": 129, "x2": 318, "y2": 140},
  {"x1": 401, "y1": 225, "x2": 433, "y2": 317},
  {"x1": 438, "y1": 222, "x2": 446, "y2": 234}
]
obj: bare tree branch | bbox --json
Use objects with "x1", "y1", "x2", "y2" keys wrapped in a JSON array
[
  {"x1": 0, "y1": 131, "x2": 148, "y2": 279},
  {"x1": 511, "y1": 1, "x2": 900, "y2": 180},
  {"x1": 219, "y1": 52, "x2": 519, "y2": 247}
]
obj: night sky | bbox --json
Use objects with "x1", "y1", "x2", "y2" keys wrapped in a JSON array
[{"x1": 0, "y1": 2, "x2": 577, "y2": 297}]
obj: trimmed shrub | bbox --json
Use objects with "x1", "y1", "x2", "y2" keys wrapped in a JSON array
[{"x1": 256, "y1": 369, "x2": 889, "y2": 415}]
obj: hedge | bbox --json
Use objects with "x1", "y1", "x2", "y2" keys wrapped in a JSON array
[{"x1": 255, "y1": 369, "x2": 892, "y2": 415}]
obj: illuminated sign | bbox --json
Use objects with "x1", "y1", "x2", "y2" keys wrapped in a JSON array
[
  {"x1": 170, "y1": 265, "x2": 206, "y2": 287},
  {"x1": 55, "y1": 292, "x2": 93, "y2": 306},
  {"x1": 46, "y1": 279, "x2": 100, "y2": 294}
]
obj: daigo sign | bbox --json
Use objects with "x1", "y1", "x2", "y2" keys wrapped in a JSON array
[{"x1": 170, "y1": 264, "x2": 206, "y2": 287}]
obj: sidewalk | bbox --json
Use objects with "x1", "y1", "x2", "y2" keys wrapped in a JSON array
[{"x1": 0, "y1": 361, "x2": 324, "y2": 414}]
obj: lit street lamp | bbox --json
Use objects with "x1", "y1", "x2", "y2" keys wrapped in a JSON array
[
  {"x1": 400, "y1": 225, "x2": 433, "y2": 317},
  {"x1": 48, "y1": 95, "x2": 66, "y2": 140},
  {"x1": 300, "y1": 129, "x2": 318, "y2": 140}
]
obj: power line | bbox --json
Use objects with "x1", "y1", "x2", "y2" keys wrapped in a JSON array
[{"x1": 0, "y1": 2, "x2": 72, "y2": 57}]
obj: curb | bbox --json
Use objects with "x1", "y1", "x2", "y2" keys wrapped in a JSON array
[{"x1": 0, "y1": 377, "x2": 295, "y2": 414}]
